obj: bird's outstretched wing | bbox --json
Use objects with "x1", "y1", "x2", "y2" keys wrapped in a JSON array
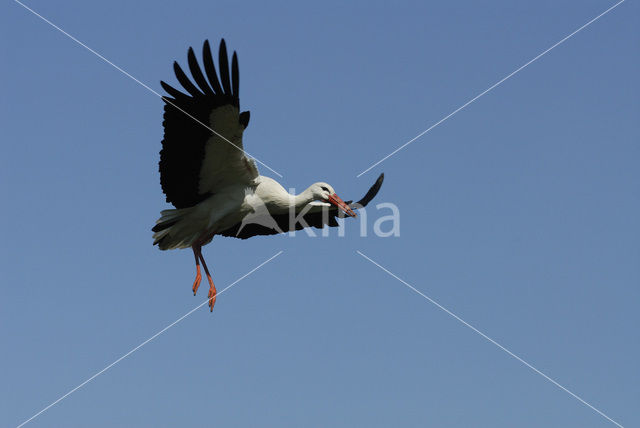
[
  {"x1": 159, "y1": 39, "x2": 257, "y2": 209},
  {"x1": 219, "y1": 173, "x2": 385, "y2": 239}
]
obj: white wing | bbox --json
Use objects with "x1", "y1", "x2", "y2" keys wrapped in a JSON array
[{"x1": 158, "y1": 39, "x2": 257, "y2": 208}]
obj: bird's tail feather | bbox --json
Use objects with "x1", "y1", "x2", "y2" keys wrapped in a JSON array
[{"x1": 152, "y1": 207, "x2": 197, "y2": 250}]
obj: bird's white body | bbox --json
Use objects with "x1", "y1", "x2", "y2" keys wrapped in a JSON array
[{"x1": 153, "y1": 176, "x2": 333, "y2": 250}]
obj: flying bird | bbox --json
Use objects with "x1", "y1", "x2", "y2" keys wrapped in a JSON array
[{"x1": 152, "y1": 39, "x2": 384, "y2": 311}]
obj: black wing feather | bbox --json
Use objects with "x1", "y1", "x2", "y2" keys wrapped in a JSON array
[
  {"x1": 219, "y1": 173, "x2": 385, "y2": 239},
  {"x1": 173, "y1": 62, "x2": 204, "y2": 98},
  {"x1": 232, "y1": 52, "x2": 239, "y2": 98},
  {"x1": 218, "y1": 40, "x2": 232, "y2": 96},
  {"x1": 159, "y1": 99, "x2": 211, "y2": 208},
  {"x1": 160, "y1": 81, "x2": 188, "y2": 101},
  {"x1": 202, "y1": 40, "x2": 224, "y2": 94},
  {"x1": 187, "y1": 47, "x2": 214, "y2": 95}
]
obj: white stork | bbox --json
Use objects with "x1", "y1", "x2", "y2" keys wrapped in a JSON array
[{"x1": 152, "y1": 39, "x2": 384, "y2": 311}]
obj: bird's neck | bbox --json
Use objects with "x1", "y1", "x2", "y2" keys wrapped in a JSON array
[
  {"x1": 292, "y1": 187, "x2": 316, "y2": 208},
  {"x1": 268, "y1": 186, "x2": 315, "y2": 212}
]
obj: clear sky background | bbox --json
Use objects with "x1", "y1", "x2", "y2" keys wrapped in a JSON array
[{"x1": 1, "y1": 1, "x2": 638, "y2": 427}]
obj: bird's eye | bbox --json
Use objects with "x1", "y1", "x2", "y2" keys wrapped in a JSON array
[{"x1": 320, "y1": 186, "x2": 329, "y2": 192}]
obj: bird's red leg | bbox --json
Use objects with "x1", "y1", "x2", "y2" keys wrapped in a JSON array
[
  {"x1": 198, "y1": 252, "x2": 217, "y2": 312},
  {"x1": 192, "y1": 245, "x2": 202, "y2": 296}
]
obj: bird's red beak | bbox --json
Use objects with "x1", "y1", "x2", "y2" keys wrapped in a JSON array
[{"x1": 327, "y1": 193, "x2": 357, "y2": 218}]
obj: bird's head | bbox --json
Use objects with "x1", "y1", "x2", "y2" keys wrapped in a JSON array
[{"x1": 310, "y1": 182, "x2": 357, "y2": 218}]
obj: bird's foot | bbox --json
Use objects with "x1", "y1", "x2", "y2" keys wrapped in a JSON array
[
  {"x1": 207, "y1": 275, "x2": 217, "y2": 312},
  {"x1": 192, "y1": 270, "x2": 202, "y2": 296}
]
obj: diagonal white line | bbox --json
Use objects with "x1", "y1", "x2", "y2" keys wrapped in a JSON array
[
  {"x1": 356, "y1": 250, "x2": 625, "y2": 428},
  {"x1": 13, "y1": 0, "x2": 283, "y2": 178},
  {"x1": 15, "y1": 251, "x2": 284, "y2": 428},
  {"x1": 356, "y1": 0, "x2": 626, "y2": 177}
]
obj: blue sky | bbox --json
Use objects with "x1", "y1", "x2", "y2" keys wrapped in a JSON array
[{"x1": 1, "y1": 1, "x2": 638, "y2": 427}]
